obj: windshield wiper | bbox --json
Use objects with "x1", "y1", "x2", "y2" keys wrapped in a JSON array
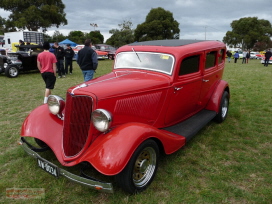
[{"x1": 132, "y1": 47, "x2": 141, "y2": 62}]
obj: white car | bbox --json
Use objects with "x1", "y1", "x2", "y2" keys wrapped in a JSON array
[{"x1": 250, "y1": 52, "x2": 261, "y2": 59}]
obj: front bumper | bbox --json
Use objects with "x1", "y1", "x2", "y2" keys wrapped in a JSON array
[{"x1": 19, "y1": 137, "x2": 113, "y2": 193}]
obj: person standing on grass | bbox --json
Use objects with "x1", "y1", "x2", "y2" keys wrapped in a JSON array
[
  {"x1": 226, "y1": 50, "x2": 232, "y2": 63},
  {"x1": 233, "y1": 51, "x2": 239, "y2": 63},
  {"x1": 37, "y1": 42, "x2": 57, "y2": 104},
  {"x1": 242, "y1": 50, "x2": 247, "y2": 64},
  {"x1": 64, "y1": 44, "x2": 75, "y2": 74},
  {"x1": 77, "y1": 39, "x2": 98, "y2": 82},
  {"x1": 246, "y1": 51, "x2": 250, "y2": 64},
  {"x1": 54, "y1": 42, "x2": 65, "y2": 78},
  {"x1": 264, "y1": 49, "x2": 272, "y2": 67}
]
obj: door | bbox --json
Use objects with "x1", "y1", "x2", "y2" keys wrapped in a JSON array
[
  {"x1": 165, "y1": 53, "x2": 203, "y2": 126},
  {"x1": 199, "y1": 49, "x2": 225, "y2": 108}
]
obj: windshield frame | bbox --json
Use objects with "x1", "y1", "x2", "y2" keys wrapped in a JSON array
[{"x1": 114, "y1": 51, "x2": 175, "y2": 75}]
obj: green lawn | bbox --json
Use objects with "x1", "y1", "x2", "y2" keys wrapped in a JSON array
[{"x1": 0, "y1": 59, "x2": 271, "y2": 203}]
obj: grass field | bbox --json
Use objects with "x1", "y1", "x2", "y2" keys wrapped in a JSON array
[{"x1": 0, "y1": 59, "x2": 271, "y2": 203}]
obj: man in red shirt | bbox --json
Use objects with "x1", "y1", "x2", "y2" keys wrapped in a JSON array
[{"x1": 37, "y1": 42, "x2": 57, "y2": 103}]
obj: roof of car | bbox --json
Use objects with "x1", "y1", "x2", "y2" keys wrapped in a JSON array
[{"x1": 128, "y1": 39, "x2": 214, "y2": 47}]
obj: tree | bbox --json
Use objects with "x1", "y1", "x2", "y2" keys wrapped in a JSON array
[
  {"x1": 0, "y1": 16, "x2": 6, "y2": 34},
  {"x1": 0, "y1": 0, "x2": 67, "y2": 31},
  {"x1": 68, "y1": 31, "x2": 85, "y2": 44},
  {"x1": 86, "y1": 31, "x2": 104, "y2": 44},
  {"x1": 223, "y1": 17, "x2": 272, "y2": 50},
  {"x1": 134, "y1": 7, "x2": 180, "y2": 42},
  {"x1": 253, "y1": 41, "x2": 272, "y2": 51},
  {"x1": 51, "y1": 30, "x2": 66, "y2": 42},
  {"x1": 106, "y1": 20, "x2": 135, "y2": 47}
]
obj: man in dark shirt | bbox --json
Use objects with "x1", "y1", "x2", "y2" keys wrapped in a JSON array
[
  {"x1": 264, "y1": 49, "x2": 272, "y2": 67},
  {"x1": 54, "y1": 42, "x2": 65, "y2": 78},
  {"x1": 64, "y1": 44, "x2": 75, "y2": 74},
  {"x1": 77, "y1": 39, "x2": 98, "y2": 81}
]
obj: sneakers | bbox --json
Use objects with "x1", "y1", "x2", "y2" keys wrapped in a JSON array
[
  {"x1": 63, "y1": 75, "x2": 66, "y2": 78},
  {"x1": 70, "y1": 72, "x2": 72, "y2": 75},
  {"x1": 58, "y1": 76, "x2": 61, "y2": 78}
]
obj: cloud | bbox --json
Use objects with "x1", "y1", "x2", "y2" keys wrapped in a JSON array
[{"x1": 1, "y1": 0, "x2": 272, "y2": 42}]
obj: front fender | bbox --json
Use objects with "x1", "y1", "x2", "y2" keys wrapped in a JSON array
[
  {"x1": 205, "y1": 80, "x2": 229, "y2": 112},
  {"x1": 21, "y1": 104, "x2": 65, "y2": 163},
  {"x1": 80, "y1": 123, "x2": 186, "y2": 175}
]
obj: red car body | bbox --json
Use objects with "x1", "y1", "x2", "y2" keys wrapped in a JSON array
[
  {"x1": 95, "y1": 44, "x2": 116, "y2": 60},
  {"x1": 20, "y1": 40, "x2": 230, "y2": 194}
]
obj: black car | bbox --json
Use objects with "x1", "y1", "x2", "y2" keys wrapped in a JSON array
[{"x1": 0, "y1": 45, "x2": 43, "y2": 78}]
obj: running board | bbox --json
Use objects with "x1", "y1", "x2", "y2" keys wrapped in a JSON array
[{"x1": 162, "y1": 110, "x2": 216, "y2": 142}]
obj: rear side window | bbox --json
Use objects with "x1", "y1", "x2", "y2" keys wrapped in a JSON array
[
  {"x1": 205, "y1": 51, "x2": 217, "y2": 69},
  {"x1": 179, "y1": 55, "x2": 200, "y2": 75},
  {"x1": 218, "y1": 49, "x2": 225, "y2": 64}
]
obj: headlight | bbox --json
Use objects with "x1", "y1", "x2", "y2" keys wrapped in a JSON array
[
  {"x1": 47, "y1": 95, "x2": 65, "y2": 115},
  {"x1": 91, "y1": 109, "x2": 112, "y2": 132}
]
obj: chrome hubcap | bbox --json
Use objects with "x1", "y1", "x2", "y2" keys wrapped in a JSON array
[{"x1": 9, "y1": 67, "x2": 18, "y2": 77}]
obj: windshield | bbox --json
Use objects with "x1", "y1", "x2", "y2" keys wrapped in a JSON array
[{"x1": 114, "y1": 52, "x2": 174, "y2": 75}]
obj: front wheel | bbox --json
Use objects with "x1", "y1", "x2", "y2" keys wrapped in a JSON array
[
  {"x1": 214, "y1": 91, "x2": 229, "y2": 123},
  {"x1": 5, "y1": 65, "x2": 19, "y2": 78},
  {"x1": 115, "y1": 139, "x2": 159, "y2": 194},
  {"x1": 34, "y1": 138, "x2": 50, "y2": 152}
]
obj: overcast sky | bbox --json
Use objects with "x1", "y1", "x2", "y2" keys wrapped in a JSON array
[{"x1": 1, "y1": 0, "x2": 272, "y2": 42}]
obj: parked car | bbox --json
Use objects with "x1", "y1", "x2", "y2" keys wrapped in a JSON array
[
  {"x1": 0, "y1": 45, "x2": 43, "y2": 78},
  {"x1": 250, "y1": 52, "x2": 261, "y2": 59},
  {"x1": 95, "y1": 44, "x2": 116, "y2": 60},
  {"x1": 73, "y1": 45, "x2": 108, "y2": 60},
  {"x1": 260, "y1": 56, "x2": 272, "y2": 64},
  {"x1": 20, "y1": 39, "x2": 230, "y2": 194}
]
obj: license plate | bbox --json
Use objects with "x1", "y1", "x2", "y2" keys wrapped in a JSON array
[{"x1": 37, "y1": 158, "x2": 59, "y2": 177}]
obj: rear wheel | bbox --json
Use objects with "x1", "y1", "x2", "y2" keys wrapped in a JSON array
[
  {"x1": 214, "y1": 91, "x2": 229, "y2": 123},
  {"x1": 115, "y1": 139, "x2": 159, "y2": 194},
  {"x1": 5, "y1": 65, "x2": 19, "y2": 78}
]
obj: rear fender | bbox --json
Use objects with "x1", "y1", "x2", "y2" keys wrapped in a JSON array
[
  {"x1": 205, "y1": 80, "x2": 230, "y2": 112},
  {"x1": 79, "y1": 123, "x2": 186, "y2": 175}
]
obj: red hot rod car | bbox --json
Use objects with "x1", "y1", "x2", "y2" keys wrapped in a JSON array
[{"x1": 20, "y1": 39, "x2": 230, "y2": 194}]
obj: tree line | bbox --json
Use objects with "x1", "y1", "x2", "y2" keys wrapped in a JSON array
[{"x1": 0, "y1": 0, "x2": 272, "y2": 50}]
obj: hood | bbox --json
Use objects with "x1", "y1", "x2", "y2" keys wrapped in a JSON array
[{"x1": 69, "y1": 70, "x2": 171, "y2": 100}]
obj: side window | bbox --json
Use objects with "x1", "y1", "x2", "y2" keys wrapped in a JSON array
[
  {"x1": 8, "y1": 38, "x2": 11, "y2": 44},
  {"x1": 218, "y1": 49, "x2": 225, "y2": 64},
  {"x1": 179, "y1": 55, "x2": 200, "y2": 76},
  {"x1": 205, "y1": 51, "x2": 217, "y2": 69}
]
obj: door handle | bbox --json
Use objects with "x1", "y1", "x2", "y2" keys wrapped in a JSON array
[
  {"x1": 203, "y1": 79, "x2": 209, "y2": 82},
  {"x1": 174, "y1": 87, "x2": 183, "y2": 91}
]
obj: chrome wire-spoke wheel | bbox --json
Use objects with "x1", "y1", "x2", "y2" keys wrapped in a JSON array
[{"x1": 133, "y1": 147, "x2": 157, "y2": 188}]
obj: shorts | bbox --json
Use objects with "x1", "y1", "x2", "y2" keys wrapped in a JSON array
[{"x1": 41, "y1": 72, "x2": 56, "y2": 89}]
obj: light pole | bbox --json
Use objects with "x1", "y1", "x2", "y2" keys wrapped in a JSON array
[{"x1": 90, "y1": 23, "x2": 98, "y2": 31}]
